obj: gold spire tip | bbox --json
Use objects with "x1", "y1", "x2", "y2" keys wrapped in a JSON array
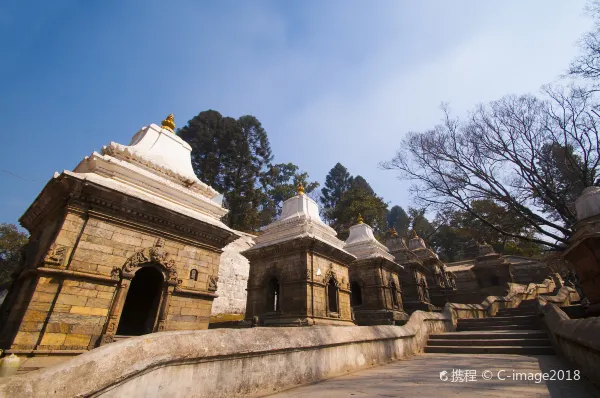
[
  {"x1": 411, "y1": 229, "x2": 418, "y2": 238},
  {"x1": 297, "y1": 182, "x2": 305, "y2": 195},
  {"x1": 161, "y1": 114, "x2": 176, "y2": 133},
  {"x1": 390, "y1": 227, "x2": 398, "y2": 237},
  {"x1": 357, "y1": 214, "x2": 364, "y2": 224}
]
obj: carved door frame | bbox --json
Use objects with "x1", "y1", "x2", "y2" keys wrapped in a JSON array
[{"x1": 100, "y1": 238, "x2": 180, "y2": 345}]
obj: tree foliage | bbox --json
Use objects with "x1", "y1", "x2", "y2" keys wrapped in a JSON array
[
  {"x1": 387, "y1": 205, "x2": 410, "y2": 237},
  {"x1": 178, "y1": 111, "x2": 273, "y2": 231},
  {"x1": 0, "y1": 223, "x2": 28, "y2": 287},
  {"x1": 320, "y1": 163, "x2": 352, "y2": 222},
  {"x1": 330, "y1": 175, "x2": 388, "y2": 240},
  {"x1": 381, "y1": 87, "x2": 600, "y2": 249}
]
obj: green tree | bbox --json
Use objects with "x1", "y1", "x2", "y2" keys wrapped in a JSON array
[
  {"x1": 320, "y1": 163, "x2": 352, "y2": 223},
  {"x1": 0, "y1": 223, "x2": 28, "y2": 287},
  {"x1": 178, "y1": 111, "x2": 272, "y2": 231},
  {"x1": 259, "y1": 163, "x2": 319, "y2": 225},
  {"x1": 330, "y1": 176, "x2": 388, "y2": 240},
  {"x1": 387, "y1": 205, "x2": 410, "y2": 237}
]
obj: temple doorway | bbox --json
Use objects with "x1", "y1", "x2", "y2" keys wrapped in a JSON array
[{"x1": 116, "y1": 266, "x2": 164, "y2": 336}]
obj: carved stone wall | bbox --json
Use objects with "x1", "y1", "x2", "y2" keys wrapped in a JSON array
[
  {"x1": 243, "y1": 238, "x2": 354, "y2": 326},
  {"x1": 349, "y1": 258, "x2": 408, "y2": 325},
  {"x1": 0, "y1": 176, "x2": 237, "y2": 354}
]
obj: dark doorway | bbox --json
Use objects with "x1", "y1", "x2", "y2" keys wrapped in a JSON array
[
  {"x1": 390, "y1": 282, "x2": 399, "y2": 308},
  {"x1": 327, "y1": 278, "x2": 338, "y2": 313},
  {"x1": 117, "y1": 266, "x2": 164, "y2": 336},
  {"x1": 490, "y1": 276, "x2": 500, "y2": 286},
  {"x1": 267, "y1": 278, "x2": 280, "y2": 312},
  {"x1": 350, "y1": 281, "x2": 362, "y2": 306}
]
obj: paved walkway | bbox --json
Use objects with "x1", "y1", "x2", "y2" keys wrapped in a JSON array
[{"x1": 268, "y1": 354, "x2": 600, "y2": 398}]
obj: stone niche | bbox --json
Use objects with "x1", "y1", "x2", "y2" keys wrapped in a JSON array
[
  {"x1": 242, "y1": 187, "x2": 356, "y2": 326},
  {"x1": 0, "y1": 115, "x2": 239, "y2": 354},
  {"x1": 344, "y1": 221, "x2": 408, "y2": 325},
  {"x1": 470, "y1": 242, "x2": 514, "y2": 293},
  {"x1": 385, "y1": 233, "x2": 436, "y2": 314},
  {"x1": 563, "y1": 186, "x2": 600, "y2": 316}
]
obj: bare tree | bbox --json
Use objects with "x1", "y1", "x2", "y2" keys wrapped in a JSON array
[
  {"x1": 381, "y1": 86, "x2": 600, "y2": 249},
  {"x1": 569, "y1": 0, "x2": 600, "y2": 91}
]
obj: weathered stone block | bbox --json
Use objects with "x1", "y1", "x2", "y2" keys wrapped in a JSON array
[
  {"x1": 64, "y1": 334, "x2": 91, "y2": 347},
  {"x1": 13, "y1": 332, "x2": 40, "y2": 346},
  {"x1": 57, "y1": 294, "x2": 88, "y2": 306},
  {"x1": 46, "y1": 323, "x2": 72, "y2": 333},
  {"x1": 70, "y1": 306, "x2": 109, "y2": 316},
  {"x1": 40, "y1": 333, "x2": 67, "y2": 346},
  {"x1": 23, "y1": 310, "x2": 48, "y2": 322}
]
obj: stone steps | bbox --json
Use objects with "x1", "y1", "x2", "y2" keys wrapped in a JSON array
[
  {"x1": 425, "y1": 299, "x2": 554, "y2": 355},
  {"x1": 457, "y1": 324, "x2": 539, "y2": 331},
  {"x1": 424, "y1": 345, "x2": 554, "y2": 355},
  {"x1": 429, "y1": 330, "x2": 547, "y2": 339},
  {"x1": 427, "y1": 338, "x2": 551, "y2": 346}
]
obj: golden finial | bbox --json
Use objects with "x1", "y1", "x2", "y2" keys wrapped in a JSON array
[
  {"x1": 357, "y1": 214, "x2": 364, "y2": 224},
  {"x1": 411, "y1": 229, "x2": 418, "y2": 238},
  {"x1": 161, "y1": 114, "x2": 176, "y2": 133},
  {"x1": 297, "y1": 182, "x2": 305, "y2": 196},
  {"x1": 390, "y1": 227, "x2": 398, "y2": 237}
]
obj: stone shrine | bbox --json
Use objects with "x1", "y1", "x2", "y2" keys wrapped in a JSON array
[
  {"x1": 406, "y1": 230, "x2": 456, "y2": 294},
  {"x1": 0, "y1": 115, "x2": 239, "y2": 356},
  {"x1": 344, "y1": 217, "x2": 408, "y2": 325},
  {"x1": 385, "y1": 230, "x2": 437, "y2": 313},
  {"x1": 242, "y1": 184, "x2": 356, "y2": 326}
]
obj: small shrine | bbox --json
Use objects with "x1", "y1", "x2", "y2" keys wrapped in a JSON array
[
  {"x1": 471, "y1": 241, "x2": 514, "y2": 292},
  {"x1": 0, "y1": 115, "x2": 239, "y2": 356},
  {"x1": 241, "y1": 184, "x2": 356, "y2": 326},
  {"x1": 344, "y1": 217, "x2": 408, "y2": 325},
  {"x1": 385, "y1": 229, "x2": 436, "y2": 313}
]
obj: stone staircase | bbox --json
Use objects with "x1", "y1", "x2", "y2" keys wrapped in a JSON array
[{"x1": 425, "y1": 300, "x2": 555, "y2": 355}]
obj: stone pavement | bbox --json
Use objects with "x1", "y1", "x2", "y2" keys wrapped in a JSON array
[{"x1": 267, "y1": 354, "x2": 600, "y2": 398}]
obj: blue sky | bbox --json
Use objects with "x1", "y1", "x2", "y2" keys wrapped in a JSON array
[{"x1": 0, "y1": 1, "x2": 592, "y2": 229}]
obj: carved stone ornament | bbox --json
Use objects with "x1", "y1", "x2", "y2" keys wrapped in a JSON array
[
  {"x1": 120, "y1": 237, "x2": 178, "y2": 282},
  {"x1": 324, "y1": 269, "x2": 340, "y2": 287},
  {"x1": 208, "y1": 275, "x2": 218, "y2": 292},
  {"x1": 43, "y1": 243, "x2": 68, "y2": 267}
]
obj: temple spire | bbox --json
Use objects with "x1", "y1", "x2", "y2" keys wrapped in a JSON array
[
  {"x1": 357, "y1": 214, "x2": 364, "y2": 224},
  {"x1": 161, "y1": 114, "x2": 176, "y2": 133},
  {"x1": 297, "y1": 182, "x2": 305, "y2": 196}
]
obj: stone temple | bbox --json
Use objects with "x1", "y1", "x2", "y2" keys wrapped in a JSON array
[
  {"x1": 242, "y1": 184, "x2": 355, "y2": 326},
  {"x1": 0, "y1": 115, "x2": 239, "y2": 354},
  {"x1": 0, "y1": 114, "x2": 597, "y2": 397}
]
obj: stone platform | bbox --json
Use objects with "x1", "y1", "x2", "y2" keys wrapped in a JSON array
[{"x1": 268, "y1": 354, "x2": 600, "y2": 398}]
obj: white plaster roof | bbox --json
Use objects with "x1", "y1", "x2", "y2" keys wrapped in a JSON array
[
  {"x1": 61, "y1": 119, "x2": 234, "y2": 233},
  {"x1": 344, "y1": 222, "x2": 396, "y2": 262},
  {"x1": 251, "y1": 193, "x2": 352, "y2": 256}
]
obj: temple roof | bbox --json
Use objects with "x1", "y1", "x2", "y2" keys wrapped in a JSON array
[
  {"x1": 34, "y1": 115, "x2": 235, "y2": 232},
  {"x1": 248, "y1": 187, "x2": 353, "y2": 255},
  {"x1": 344, "y1": 221, "x2": 396, "y2": 262}
]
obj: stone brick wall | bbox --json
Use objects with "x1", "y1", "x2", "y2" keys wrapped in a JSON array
[
  {"x1": 211, "y1": 234, "x2": 254, "y2": 317},
  {"x1": 5, "y1": 206, "x2": 229, "y2": 352}
]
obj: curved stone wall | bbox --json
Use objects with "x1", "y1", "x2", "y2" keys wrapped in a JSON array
[{"x1": 0, "y1": 308, "x2": 454, "y2": 398}]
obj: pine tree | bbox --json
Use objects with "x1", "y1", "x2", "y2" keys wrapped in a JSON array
[
  {"x1": 320, "y1": 163, "x2": 352, "y2": 223},
  {"x1": 178, "y1": 111, "x2": 272, "y2": 231}
]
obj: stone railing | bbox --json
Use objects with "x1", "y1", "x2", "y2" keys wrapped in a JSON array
[
  {"x1": 447, "y1": 277, "x2": 558, "y2": 320},
  {"x1": 0, "y1": 308, "x2": 454, "y2": 398},
  {"x1": 539, "y1": 301, "x2": 600, "y2": 386}
]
